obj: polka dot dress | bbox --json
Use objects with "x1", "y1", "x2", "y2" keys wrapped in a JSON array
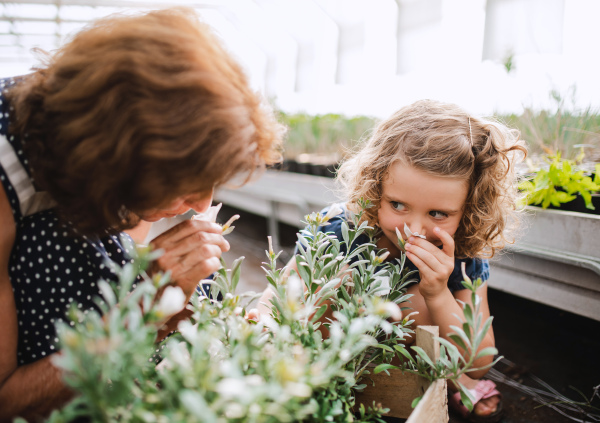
[{"x1": 1, "y1": 77, "x2": 136, "y2": 366}]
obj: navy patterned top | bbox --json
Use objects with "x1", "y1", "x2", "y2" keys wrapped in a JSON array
[
  {"x1": 0, "y1": 77, "x2": 137, "y2": 365},
  {"x1": 314, "y1": 204, "x2": 489, "y2": 293}
]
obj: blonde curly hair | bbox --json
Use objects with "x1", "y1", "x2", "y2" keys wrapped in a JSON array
[{"x1": 337, "y1": 100, "x2": 526, "y2": 258}]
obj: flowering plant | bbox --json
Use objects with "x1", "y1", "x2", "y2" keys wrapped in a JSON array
[{"x1": 34, "y1": 201, "x2": 497, "y2": 422}]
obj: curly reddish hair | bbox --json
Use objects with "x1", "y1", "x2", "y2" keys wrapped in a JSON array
[
  {"x1": 337, "y1": 100, "x2": 527, "y2": 258},
  {"x1": 8, "y1": 7, "x2": 283, "y2": 235}
]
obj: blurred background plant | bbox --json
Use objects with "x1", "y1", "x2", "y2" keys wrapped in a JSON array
[
  {"x1": 37, "y1": 204, "x2": 497, "y2": 422},
  {"x1": 501, "y1": 88, "x2": 600, "y2": 162},
  {"x1": 277, "y1": 93, "x2": 600, "y2": 168},
  {"x1": 277, "y1": 112, "x2": 376, "y2": 163}
]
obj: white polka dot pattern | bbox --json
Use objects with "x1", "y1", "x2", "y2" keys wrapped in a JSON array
[{"x1": 1, "y1": 77, "x2": 138, "y2": 365}]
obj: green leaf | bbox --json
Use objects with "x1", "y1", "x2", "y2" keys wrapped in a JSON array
[
  {"x1": 457, "y1": 381, "x2": 475, "y2": 412},
  {"x1": 394, "y1": 345, "x2": 415, "y2": 363},
  {"x1": 411, "y1": 395, "x2": 423, "y2": 409},
  {"x1": 313, "y1": 305, "x2": 329, "y2": 322},
  {"x1": 411, "y1": 346, "x2": 435, "y2": 368},
  {"x1": 373, "y1": 363, "x2": 398, "y2": 374},
  {"x1": 475, "y1": 346, "x2": 498, "y2": 360},
  {"x1": 97, "y1": 280, "x2": 117, "y2": 308}
]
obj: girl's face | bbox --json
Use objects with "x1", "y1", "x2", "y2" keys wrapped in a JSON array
[
  {"x1": 377, "y1": 162, "x2": 469, "y2": 256},
  {"x1": 137, "y1": 189, "x2": 215, "y2": 222}
]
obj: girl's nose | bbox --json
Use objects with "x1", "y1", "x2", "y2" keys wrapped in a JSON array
[{"x1": 406, "y1": 221, "x2": 426, "y2": 239}]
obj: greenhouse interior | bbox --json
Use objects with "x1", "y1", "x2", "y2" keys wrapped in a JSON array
[{"x1": 0, "y1": 1, "x2": 599, "y2": 422}]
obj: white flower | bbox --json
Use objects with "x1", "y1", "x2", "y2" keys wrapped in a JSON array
[
  {"x1": 286, "y1": 274, "x2": 303, "y2": 302},
  {"x1": 284, "y1": 382, "x2": 312, "y2": 398},
  {"x1": 404, "y1": 222, "x2": 426, "y2": 240},
  {"x1": 372, "y1": 275, "x2": 391, "y2": 297},
  {"x1": 460, "y1": 261, "x2": 472, "y2": 284},
  {"x1": 322, "y1": 204, "x2": 344, "y2": 223},
  {"x1": 216, "y1": 378, "x2": 247, "y2": 399},
  {"x1": 383, "y1": 302, "x2": 402, "y2": 321},
  {"x1": 221, "y1": 214, "x2": 240, "y2": 235},
  {"x1": 224, "y1": 403, "x2": 246, "y2": 419},
  {"x1": 177, "y1": 320, "x2": 199, "y2": 343},
  {"x1": 339, "y1": 349, "x2": 351, "y2": 361},
  {"x1": 192, "y1": 202, "x2": 239, "y2": 235},
  {"x1": 395, "y1": 227, "x2": 406, "y2": 251},
  {"x1": 192, "y1": 203, "x2": 222, "y2": 223},
  {"x1": 155, "y1": 286, "x2": 186, "y2": 318},
  {"x1": 267, "y1": 235, "x2": 274, "y2": 256}
]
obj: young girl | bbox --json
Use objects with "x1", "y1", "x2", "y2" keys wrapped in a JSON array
[{"x1": 256, "y1": 99, "x2": 525, "y2": 422}]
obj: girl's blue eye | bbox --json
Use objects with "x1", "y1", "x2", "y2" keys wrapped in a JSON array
[
  {"x1": 391, "y1": 201, "x2": 406, "y2": 211},
  {"x1": 429, "y1": 210, "x2": 448, "y2": 219}
]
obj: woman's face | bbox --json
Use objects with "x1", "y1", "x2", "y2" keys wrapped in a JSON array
[
  {"x1": 137, "y1": 189, "x2": 215, "y2": 222},
  {"x1": 377, "y1": 162, "x2": 468, "y2": 256}
]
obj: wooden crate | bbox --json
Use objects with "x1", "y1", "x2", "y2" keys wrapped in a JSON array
[{"x1": 356, "y1": 326, "x2": 448, "y2": 423}]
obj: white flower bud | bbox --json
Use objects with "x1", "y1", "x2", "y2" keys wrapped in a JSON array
[
  {"x1": 155, "y1": 286, "x2": 186, "y2": 318},
  {"x1": 323, "y1": 204, "x2": 344, "y2": 222}
]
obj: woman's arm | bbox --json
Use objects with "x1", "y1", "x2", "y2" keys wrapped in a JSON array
[{"x1": 0, "y1": 187, "x2": 72, "y2": 422}]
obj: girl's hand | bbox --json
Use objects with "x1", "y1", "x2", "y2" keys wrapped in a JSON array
[
  {"x1": 404, "y1": 227, "x2": 454, "y2": 300},
  {"x1": 149, "y1": 219, "x2": 230, "y2": 298}
]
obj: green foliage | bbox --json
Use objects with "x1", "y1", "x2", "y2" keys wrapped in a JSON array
[
  {"x1": 277, "y1": 98, "x2": 600, "y2": 165},
  {"x1": 519, "y1": 153, "x2": 600, "y2": 209},
  {"x1": 46, "y1": 202, "x2": 497, "y2": 422},
  {"x1": 503, "y1": 51, "x2": 514, "y2": 74},
  {"x1": 499, "y1": 88, "x2": 600, "y2": 160},
  {"x1": 278, "y1": 112, "x2": 376, "y2": 161}
]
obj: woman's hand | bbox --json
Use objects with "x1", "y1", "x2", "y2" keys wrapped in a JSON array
[
  {"x1": 404, "y1": 226, "x2": 454, "y2": 300},
  {"x1": 149, "y1": 219, "x2": 229, "y2": 298}
]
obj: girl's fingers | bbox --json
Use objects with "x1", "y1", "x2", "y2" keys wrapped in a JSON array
[
  {"x1": 433, "y1": 227, "x2": 455, "y2": 258},
  {"x1": 405, "y1": 242, "x2": 446, "y2": 274},
  {"x1": 404, "y1": 249, "x2": 433, "y2": 278}
]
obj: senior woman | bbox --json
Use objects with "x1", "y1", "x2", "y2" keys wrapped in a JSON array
[{"x1": 0, "y1": 8, "x2": 282, "y2": 420}]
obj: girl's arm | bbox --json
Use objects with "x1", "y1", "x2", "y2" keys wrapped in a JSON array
[
  {"x1": 0, "y1": 187, "x2": 73, "y2": 421},
  {"x1": 403, "y1": 227, "x2": 495, "y2": 379}
]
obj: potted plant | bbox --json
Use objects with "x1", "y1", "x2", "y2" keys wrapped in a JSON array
[
  {"x1": 38, "y1": 203, "x2": 496, "y2": 422},
  {"x1": 518, "y1": 152, "x2": 600, "y2": 215}
]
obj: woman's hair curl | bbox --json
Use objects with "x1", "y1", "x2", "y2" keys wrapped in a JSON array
[{"x1": 8, "y1": 7, "x2": 283, "y2": 234}]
